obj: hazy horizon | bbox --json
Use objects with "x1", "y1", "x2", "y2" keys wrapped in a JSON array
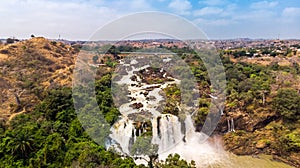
[{"x1": 2, "y1": 36, "x2": 300, "y2": 41}]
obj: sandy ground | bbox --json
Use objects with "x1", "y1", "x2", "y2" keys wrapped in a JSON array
[{"x1": 0, "y1": 54, "x2": 8, "y2": 59}]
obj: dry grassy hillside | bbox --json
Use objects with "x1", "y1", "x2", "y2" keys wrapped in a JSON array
[{"x1": 0, "y1": 37, "x2": 77, "y2": 122}]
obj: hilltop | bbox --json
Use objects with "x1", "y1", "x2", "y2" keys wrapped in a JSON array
[{"x1": 0, "y1": 37, "x2": 77, "y2": 122}]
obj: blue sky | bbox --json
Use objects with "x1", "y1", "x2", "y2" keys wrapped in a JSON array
[{"x1": 0, "y1": 0, "x2": 300, "y2": 40}]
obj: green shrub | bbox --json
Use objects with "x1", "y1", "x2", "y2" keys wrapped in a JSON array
[{"x1": 273, "y1": 88, "x2": 300, "y2": 121}]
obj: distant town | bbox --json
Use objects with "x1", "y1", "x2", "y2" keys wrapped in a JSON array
[{"x1": 2, "y1": 37, "x2": 300, "y2": 58}]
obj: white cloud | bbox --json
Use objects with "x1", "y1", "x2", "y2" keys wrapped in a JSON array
[
  {"x1": 282, "y1": 7, "x2": 300, "y2": 17},
  {"x1": 233, "y1": 10, "x2": 276, "y2": 22},
  {"x1": 193, "y1": 4, "x2": 237, "y2": 19},
  {"x1": 281, "y1": 7, "x2": 300, "y2": 23},
  {"x1": 219, "y1": 3, "x2": 237, "y2": 17},
  {"x1": 0, "y1": 0, "x2": 157, "y2": 40},
  {"x1": 0, "y1": 0, "x2": 299, "y2": 40},
  {"x1": 110, "y1": 0, "x2": 153, "y2": 12},
  {"x1": 250, "y1": 1, "x2": 278, "y2": 9},
  {"x1": 198, "y1": 0, "x2": 227, "y2": 6},
  {"x1": 168, "y1": 0, "x2": 192, "y2": 15},
  {"x1": 194, "y1": 18, "x2": 234, "y2": 26},
  {"x1": 194, "y1": 7, "x2": 223, "y2": 16},
  {"x1": 0, "y1": 1, "x2": 119, "y2": 40}
]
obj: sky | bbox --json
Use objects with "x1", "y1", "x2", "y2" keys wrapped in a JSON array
[{"x1": 0, "y1": 0, "x2": 300, "y2": 40}]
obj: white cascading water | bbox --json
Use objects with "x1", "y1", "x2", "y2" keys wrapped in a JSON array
[
  {"x1": 109, "y1": 114, "x2": 227, "y2": 167},
  {"x1": 227, "y1": 119, "x2": 231, "y2": 132},
  {"x1": 109, "y1": 117, "x2": 136, "y2": 154},
  {"x1": 227, "y1": 118, "x2": 236, "y2": 132},
  {"x1": 231, "y1": 118, "x2": 235, "y2": 132},
  {"x1": 151, "y1": 114, "x2": 183, "y2": 153},
  {"x1": 109, "y1": 58, "x2": 227, "y2": 167},
  {"x1": 158, "y1": 114, "x2": 227, "y2": 167}
]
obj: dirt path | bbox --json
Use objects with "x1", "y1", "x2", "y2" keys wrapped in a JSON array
[{"x1": 8, "y1": 107, "x2": 26, "y2": 122}]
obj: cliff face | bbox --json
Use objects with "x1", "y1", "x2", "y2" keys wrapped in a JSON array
[
  {"x1": 217, "y1": 113, "x2": 300, "y2": 167},
  {"x1": 212, "y1": 57, "x2": 300, "y2": 167},
  {"x1": 0, "y1": 37, "x2": 77, "y2": 122}
]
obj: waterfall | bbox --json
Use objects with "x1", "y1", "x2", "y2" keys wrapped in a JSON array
[
  {"x1": 109, "y1": 114, "x2": 183, "y2": 155},
  {"x1": 109, "y1": 57, "x2": 227, "y2": 167},
  {"x1": 231, "y1": 118, "x2": 235, "y2": 132},
  {"x1": 158, "y1": 114, "x2": 226, "y2": 167},
  {"x1": 227, "y1": 118, "x2": 236, "y2": 132},
  {"x1": 185, "y1": 114, "x2": 196, "y2": 140},
  {"x1": 152, "y1": 114, "x2": 183, "y2": 153},
  {"x1": 109, "y1": 112, "x2": 227, "y2": 167},
  {"x1": 227, "y1": 119, "x2": 230, "y2": 132},
  {"x1": 109, "y1": 117, "x2": 135, "y2": 154}
]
